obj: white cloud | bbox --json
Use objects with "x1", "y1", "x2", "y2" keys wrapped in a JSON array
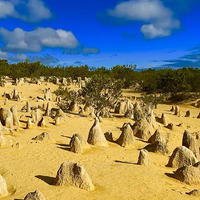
[
  {"x1": 29, "y1": 54, "x2": 59, "y2": 65},
  {"x1": 0, "y1": 1, "x2": 15, "y2": 18},
  {"x1": 82, "y1": 47, "x2": 100, "y2": 55},
  {"x1": 109, "y1": 0, "x2": 168, "y2": 21},
  {"x1": 140, "y1": 18, "x2": 179, "y2": 38},
  {"x1": 108, "y1": 0, "x2": 180, "y2": 38},
  {"x1": 63, "y1": 46, "x2": 100, "y2": 55},
  {"x1": 0, "y1": 0, "x2": 51, "y2": 22},
  {"x1": 0, "y1": 27, "x2": 79, "y2": 52},
  {"x1": 17, "y1": 0, "x2": 51, "y2": 22},
  {"x1": 0, "y1": 50, "x2": 7, "y2": 59},
  {"x1": 8, "y1": 53, "x2": 58, "y2": 65},
  {"x1": 9, "y1": 54, "x2": 27, "y2": 62}
]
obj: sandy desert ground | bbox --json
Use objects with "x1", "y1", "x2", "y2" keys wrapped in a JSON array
[{"x1": 0, "y1": 82, "x2": 200, "y2": 200}]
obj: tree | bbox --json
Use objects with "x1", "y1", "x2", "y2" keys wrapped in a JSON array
[
  {"x1": 81, "y1": 75, "x2": 123, "y2": 114},
  {"x1": 157, "y1": 70, "x2": 191, "y2": 96}
]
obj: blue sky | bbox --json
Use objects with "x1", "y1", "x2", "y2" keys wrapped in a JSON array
[{"x1": 0, "y1": 0, "x2": 200, "y2": 68}]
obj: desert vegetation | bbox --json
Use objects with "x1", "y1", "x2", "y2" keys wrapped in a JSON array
[{"x1": 1, "y1": 59, "x2": 200, "y2": 102}]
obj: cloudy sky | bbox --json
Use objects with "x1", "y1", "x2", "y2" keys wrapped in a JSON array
[{"x1": 0, "y1": 0, "x2": 200, "y2": 68}]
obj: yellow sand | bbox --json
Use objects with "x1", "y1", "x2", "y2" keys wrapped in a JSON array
[{"x1": 0, "y1": 82, "x2": 200, "y2": 200}]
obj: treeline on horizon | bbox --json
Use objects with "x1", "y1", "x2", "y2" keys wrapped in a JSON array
[{"x1": 1, "y1": 59, "x2": 200, "y2": 97}]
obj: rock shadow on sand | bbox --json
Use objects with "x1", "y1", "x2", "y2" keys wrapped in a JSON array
[
  {"x1": 165, "y1": 172, "x2": 177, "y2": 180},
  {"x1": 60, "y1": 135, "x2": 72, "y2": 139},
  {"x1": 114, "y1": 160, "x2": 137, "y2": 165},
  {"x1": 35, "y1": 175, "x2": 56, "y2": 185},
  {"x1": 56, "y1": 143, "x2": 70, "y2": 151}
]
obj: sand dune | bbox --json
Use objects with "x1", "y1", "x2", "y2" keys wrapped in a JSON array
[{"x1": 0, "y1": 82, "x2": 200, "y2": 200}]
